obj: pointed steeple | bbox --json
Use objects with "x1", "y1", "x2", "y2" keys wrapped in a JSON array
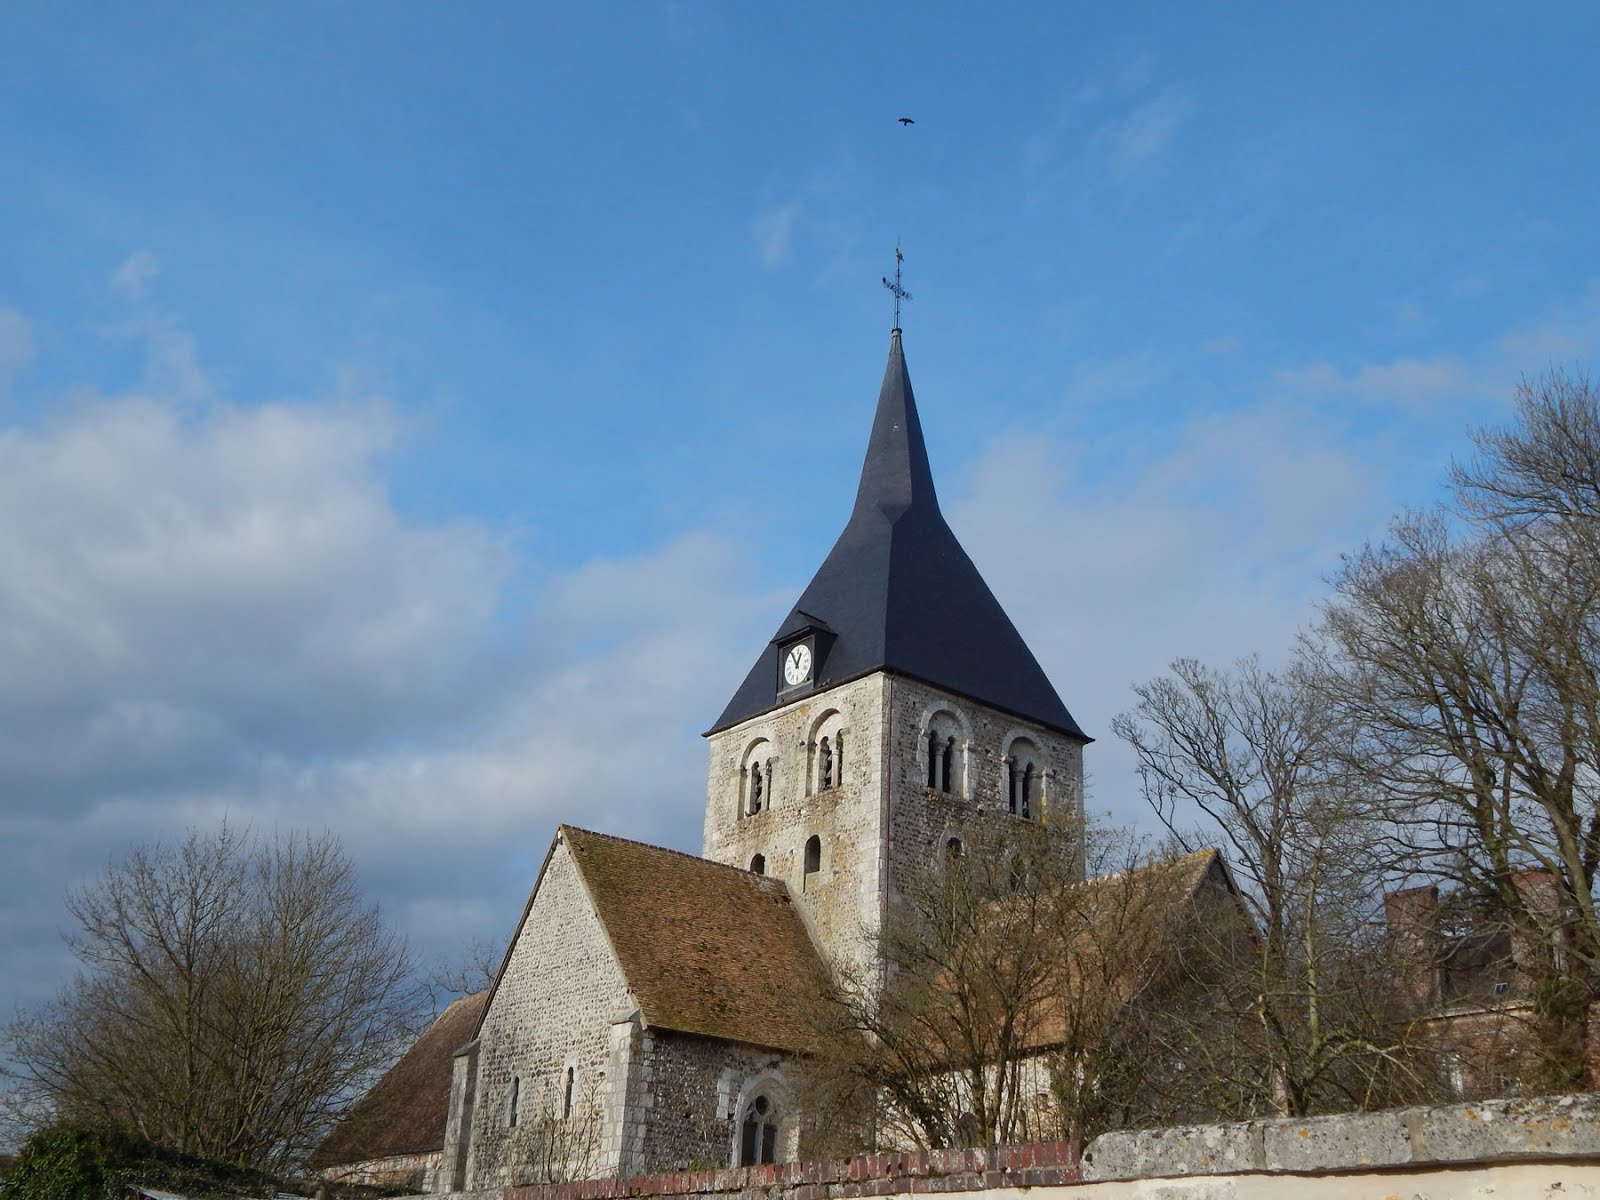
[
  {"x1": 851, "y1": 329, "x2": 937, "y2": 524},
  {"x1": 708, "y1": 332, "x2": 1087, "y2": 741}
]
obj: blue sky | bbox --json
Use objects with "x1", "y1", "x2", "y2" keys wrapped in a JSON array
[{"x1": 4, "y1": 2, "x2": 1600, "y2": 1082}]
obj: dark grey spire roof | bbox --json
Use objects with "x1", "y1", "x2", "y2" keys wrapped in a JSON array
[{"x1": 708, "y1": 331, "x2": 1088, "y2": 740}]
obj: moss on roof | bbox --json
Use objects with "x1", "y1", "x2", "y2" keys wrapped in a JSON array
[{"x1": 563, "y1": 827, "x2": 826, "y2": 1052}]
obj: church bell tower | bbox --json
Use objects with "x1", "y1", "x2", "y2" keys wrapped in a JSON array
[{"x1": 702, "y1": 327, "x2": 1090, "y2": 980}]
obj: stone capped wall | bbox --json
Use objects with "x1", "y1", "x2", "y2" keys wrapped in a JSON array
[{"x1": 466, "y1": 837, "x2": 636, "y2": 1188}]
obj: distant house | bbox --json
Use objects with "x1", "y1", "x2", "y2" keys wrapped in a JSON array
[
  {"x1": 1385, "y1": 872, "x2": 1593, "y2": 1096},
  {"x1": 310, "y1": 991, "x2": 488, "y2": 1191}
]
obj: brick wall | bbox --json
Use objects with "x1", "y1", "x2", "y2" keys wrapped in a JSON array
[{"x1": 500, "y1": 1140, "x2": 1080, "y2": 1200}]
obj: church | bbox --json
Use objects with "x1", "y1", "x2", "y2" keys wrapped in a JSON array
[{"x1": 319, "y1": 324, "x2": 1099, "y2": 1191}]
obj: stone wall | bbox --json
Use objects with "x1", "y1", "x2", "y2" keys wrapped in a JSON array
[
  {"x1": 702, "y1": 674, "x2": 889, "y2": 981},
  {"x1": 702, "y1": 672, "x2": 1088, "y2": 987},
  {"x1": 465, "y1": 836, "x2": 637, "y2": 1189},
  {"x1": 635, "y1": 1032, "x2": 794, "y2": 1173},
  {"x1": 884, "y1": 676, "x2": 1084, "y2": 902},
  {"x1": 425, "y1": 1094, "x2": 1600, "y2": 1200}
]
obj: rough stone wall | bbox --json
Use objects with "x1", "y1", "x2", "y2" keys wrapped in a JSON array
[
  {"x1": 466, "y1": 837, "x2": 636, "y2": 1189},
  {"x1": 316, "y1": 1149, "x2": 441, "y2": 1191},
  {"x1": 884, "y1": 676, "x2": 1085, "y2": 904},
  {"x1": 702, "y1": 673, "x2": 1087, "y2": 985},
  {"x1": 634, "y1": 1032, "x2": 793, "y2": 1173},
  {"x1": 702, "y1": 674, "x2": 889, "y2": 982}
]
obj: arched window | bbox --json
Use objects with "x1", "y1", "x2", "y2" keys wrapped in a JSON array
[
  {"x1": 750, "y1": 853, "x2": 765, "y2": 875},
  {"x1": 741, "y1": 739, "x2": 773, "y2": 817},
  {"x1": 562, "y1": 1066, "x2": 575, "y2": 1119},
  {"x1": 921, "y1": 708, "x2": 967, "y2": 796},
  {"x1": 807, "y1": 712, "x2": 846, "y2": 795},
  {"x1": 1005, "y1": 737, "x2": 1042, "y2": 820},
  {"x1": 508, "y1": 1074, "x2": 521, "y2": 1128},
  {"x1": 803, "y1": 835, "x2": 821, "y2": 881},
  {"x1": 945, "y1": 836, "x2": 964, "y2": 864},
  {"x1": 740, "y1": 1095, "x2": 780, "y2": 1165}
]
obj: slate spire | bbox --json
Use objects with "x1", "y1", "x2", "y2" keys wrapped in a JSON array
[
  {"x1": 851, "y1": 329, "x2": 937, "y2": 524},
  {"x1": 708, "y1": 332, "x2": 1087, "y2": 740}
]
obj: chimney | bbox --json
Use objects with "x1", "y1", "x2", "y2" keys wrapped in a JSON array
[{"x1": 1385, "y1": 884, "x2": 1443, "y2": 1009}]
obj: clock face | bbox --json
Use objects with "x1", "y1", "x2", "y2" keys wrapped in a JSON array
[{"x1": 783, "y1": 643, "x2": 813, "y2": 687}]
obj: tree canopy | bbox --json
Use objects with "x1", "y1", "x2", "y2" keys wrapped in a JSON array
[{"x1": 2, "y1": 826, "x2": 426, "y2": 1173}]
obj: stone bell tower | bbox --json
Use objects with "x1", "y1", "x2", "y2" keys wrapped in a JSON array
[{"x1": 701, "y1": 328, "x2": 1090, "y2": 981}]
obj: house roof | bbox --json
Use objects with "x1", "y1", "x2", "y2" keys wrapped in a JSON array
[
  {"x1": 1023, "y1": 848, "x2": 1249, "y2": 1051},
  {"x1": 308, "y1": 990, "x2": 488, "y2": 1170},
  {"x1": 708, "y1": 330, "x2": 1088, "y2": 741},
  {"x1": 563, "y1": 826, "x2": 826, "y2": 1052}
]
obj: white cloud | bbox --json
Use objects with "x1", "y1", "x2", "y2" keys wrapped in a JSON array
[
  {"x1": 1272, "y1": 354, "x2": 1478, "y2": 413},
  {"x1": 1093, "y1": 90, "x2": 1189, "y2": 183},
  {"x1": 0, "y1": 349, "x2": 776, "y2": 1022},
  {"x1": 110, "y1": 250, "x2": 161, "y2": 298},
  {"x1": 0, "y1": 308, "x2": 35, "y2": 375},
  {"x1": 947, "y1": 398, "x2": 1408, "y2": 827},
  {"x1": 753, "y1": 200, "x2": 802, "y2": 268}
]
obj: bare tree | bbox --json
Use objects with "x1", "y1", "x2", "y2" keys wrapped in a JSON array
[
  {"x1": 1291, "y1": 373, "x2": 1600, "y2": 1091},
  {"x1": 1114, "y1": 657, "x2": 1435, "y2": 1116},
  {"x1": 2, "y1": 825, "x2": 426, "y2": 1172},
  {"x1": 510, "y1": 1075, "x2": 606, "y2": 1185},
  {"x1": 799, "y1": 825, "x2": 1073, "y2": 1153},
  {"x1": 798, "y1": 824, "x2": 1280, "y2": 1154}
]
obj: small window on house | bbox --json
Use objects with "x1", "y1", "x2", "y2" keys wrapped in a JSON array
[
  {"x1": 945, "y1": 836, "x2": 964, "y2": 864},
  {"x1": 750, "y1": 854, "x2": 766, "y2": 875},
  {"x1": 1492, "y1": 981, "x2": 1510, "y2": 997},
  {"x1": 740, "y1": 1095, "x2": 780, "y2": 1165},
  {"x1": 803, "y1": 836, "x2": 821, "y2": 878},
  {"x1": 508, "y1": 1074, "x2": 521, "y2": 1127},
  {"x1": 563, "y1": 1066, "x2": 575, "y2": 1118}
]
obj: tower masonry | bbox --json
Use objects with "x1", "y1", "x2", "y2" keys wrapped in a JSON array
[{"x1": 703, "y1": 329, "x2": 1090, "y2": 981}]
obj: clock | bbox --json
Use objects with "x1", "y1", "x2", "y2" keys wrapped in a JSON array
[{"x1": 783, "y1": 643, "x2": 813, "y2": 687}]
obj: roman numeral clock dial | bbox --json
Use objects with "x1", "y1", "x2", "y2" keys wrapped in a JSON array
[{"x1": 783, "y1": 643, "x2": 812, "y2": 687}]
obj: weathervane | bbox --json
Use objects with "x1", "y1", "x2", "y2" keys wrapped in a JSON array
[{"x1": 881, "y1": 244, "x2": 912, "y2": 330}]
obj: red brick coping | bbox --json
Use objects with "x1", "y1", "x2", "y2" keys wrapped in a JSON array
[{"x1": 502, "y1": 1142, "x2": 1082, "y2": 1200}]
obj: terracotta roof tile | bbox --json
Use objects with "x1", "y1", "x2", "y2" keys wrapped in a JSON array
[
  {"x1": 563, "y1": 827, "x2": 825, "y2": 1052},
  {"x1": 309, "y1": 990, "x2": 487, "y2": 1169}
]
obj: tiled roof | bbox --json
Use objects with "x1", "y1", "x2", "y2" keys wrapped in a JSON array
[
  {"x1": 709, "y1": 331, "x2": 1087, "y2": 741},
  {"x1": 1023, "y1": 848, "x2": 1247, "y2": 1051},
  {"x1": 309, "y1": 990, "x2": 487, "y2": 1169},
  {"x1": 563, "y1": 827, "x2": 826, "y2": 1052}
]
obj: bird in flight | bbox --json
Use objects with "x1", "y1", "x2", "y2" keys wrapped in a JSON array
[{"x1": 898, "y1": 117, "x2": 914, "y2": 125}]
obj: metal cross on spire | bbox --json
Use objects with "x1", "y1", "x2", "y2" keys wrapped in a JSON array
[{"x1": 881, "y1": 244, "x2": 912, "y2": 330}]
